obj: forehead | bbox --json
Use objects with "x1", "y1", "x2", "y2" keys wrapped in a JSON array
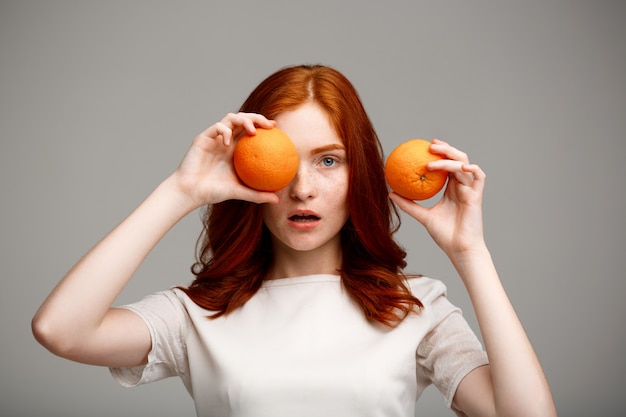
[{"x1": 274, "y1": 103, "x2": 342, "y2": 149}]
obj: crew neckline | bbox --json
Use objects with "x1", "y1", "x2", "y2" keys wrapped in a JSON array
[{"x1": 262, "y1": 274, "x2": 341, "y2": 287}]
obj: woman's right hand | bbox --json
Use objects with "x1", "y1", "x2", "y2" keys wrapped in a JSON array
[
  {"x1": 31, "y1": 112, "x2": 281, "y2": 368},
  {"x1": 170, "y1": 112, "x2": 280, "y2": 208}
]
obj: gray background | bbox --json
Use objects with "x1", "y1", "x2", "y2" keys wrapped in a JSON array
[{"x1": 1, "y1": 1, "x2": 624, "y2": 416}]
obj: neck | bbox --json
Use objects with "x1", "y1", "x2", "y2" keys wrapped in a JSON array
[{"x1": 267, "y1": 240, "x2": 342, "y2": 280}]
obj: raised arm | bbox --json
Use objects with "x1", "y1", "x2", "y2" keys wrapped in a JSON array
[
  {"x1": 390, "y1": 139, "x2": 557, "y2": 417},
  {"x1": 32, "y1": 113, "x2": 278, "y2": 368}
]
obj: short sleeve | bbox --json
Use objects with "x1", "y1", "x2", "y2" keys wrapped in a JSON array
[
  {"x1": 109, "y1": 289, "x2": 190, "y2": 388},
  {"x1": 416, "y1": 291, "x2": 489, "y2": 412}
]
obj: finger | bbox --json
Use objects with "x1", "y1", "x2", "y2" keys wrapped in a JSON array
[
  {"x1": 216, "y1": 113, "x2": 247, "y2": 146},
  {"x1": 210, "y1": 122, "x2": 234, "y2": 146},
  {"x1": 225, "y1": 112, "x2": 276, "y2": 132},
  {"x1": 221, "y1": 113, "x2": 277, "y2": 144},
  {"x1": 427, "y1": 159, "x2": 476, "y2": 186},
  {"x1": 429, "y1": 139, "x2": 469, "y2": 164},
  {"x1": 238, "y1": 188, "x2": 280, "y2": 205},
  {"x1": 199, "y1": 122, "x2": 232, "y2": 145},
  {"x1": 462, "y1": 163, "x2": 486, "y2": 191},
  {"x1": 427, "y1": 158, "x2": 467, "y2": 176},
  {"x1": 388, "y1": 192, "x2": 429, "y2": 225},
  {"x1": 236, "y1": 112, "x2": 276, "y2": 129}
]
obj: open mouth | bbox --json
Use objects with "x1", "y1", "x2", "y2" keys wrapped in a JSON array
[{"x1": 289, "y1": 214, "x2": 320, "y2": 223}]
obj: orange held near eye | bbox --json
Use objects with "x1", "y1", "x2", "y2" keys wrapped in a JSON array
[
  {"x1": 233, "y1": 127, "x2": 299, "y2": 192},
  {"x1": 385, "y1": 139, "x2": 448, "y2": 200}
]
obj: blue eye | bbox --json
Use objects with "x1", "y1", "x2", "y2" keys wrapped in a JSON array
[{"x1": 322, "y1": 157, "x2": 335, "y2": 167}]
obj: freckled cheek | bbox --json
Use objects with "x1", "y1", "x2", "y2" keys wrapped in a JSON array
[{"x1": 324, "y1": 172, "x2": 349, "y2": 210}]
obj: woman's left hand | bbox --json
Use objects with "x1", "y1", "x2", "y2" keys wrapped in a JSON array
[
  {"x1": 392, "y1": 140, "x2": 559, "y2": 417},
  {"x1": 389, "y1": 139, "x2": 487, "y2": 259}
]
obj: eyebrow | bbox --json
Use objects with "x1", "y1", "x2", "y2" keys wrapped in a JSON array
[{"x1": 310, "y1": 144, "x2": 346, "y2": 155}]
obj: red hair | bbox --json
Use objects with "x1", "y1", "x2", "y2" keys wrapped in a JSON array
[{"x1": 180, "y1": 65, "x2": 422, "y2": 326}]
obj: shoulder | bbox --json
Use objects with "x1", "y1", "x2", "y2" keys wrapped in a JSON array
[
  {"x1": 123, "y1": 287, "x2": 188, "y2": 312},
  {"x1": 404, "y1": 276, "x2": 463, "y2": 329},
  {"x1": 405, "y1": 276, "x2": 449, "y2": 305},
  {"x1": 118, "y1": 288, "x2": 194, "y2": 334}
]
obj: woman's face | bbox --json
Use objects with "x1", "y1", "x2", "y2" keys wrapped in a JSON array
[{"x1": 262, "y1": 102, "x2": 349, "y2": 271}]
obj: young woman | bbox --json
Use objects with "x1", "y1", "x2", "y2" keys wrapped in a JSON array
[{"x1": 32, "y1": 65, "x2": 557, "y2": 417}]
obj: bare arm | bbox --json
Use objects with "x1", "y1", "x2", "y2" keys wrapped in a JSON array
[
  {"x1": 32, "y1": 113, "x2": 278, "y2": 368},
  {"x1": 450, "y1": 247, "x2": 556, "y2": 417},
  {"x1": 390, "y1": 139, "x2": 557, "y2": 417}
]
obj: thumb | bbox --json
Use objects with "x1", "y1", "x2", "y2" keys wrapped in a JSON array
[
  {"x1": 240, "y1": 188, "x2": 280, "y2": 205},
  {"x1": 389, "y1": 192, "x2": 429, "y2": 226}
]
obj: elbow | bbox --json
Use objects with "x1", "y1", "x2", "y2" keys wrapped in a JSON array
[
  {"x1": 31, "y1": 311, "x2": 58, "y2": 353},
  {"x1": 31, "y1": 311, "x2": 76, "y2": 359}
]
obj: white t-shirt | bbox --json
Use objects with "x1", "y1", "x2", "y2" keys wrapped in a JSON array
[{"x1": 110, "y1": 274, "x2": 488, "y2": 417}]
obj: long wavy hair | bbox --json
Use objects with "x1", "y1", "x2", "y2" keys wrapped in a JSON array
[{"x1": 180, "y1": 64, "x2": 422, "y2": 327}]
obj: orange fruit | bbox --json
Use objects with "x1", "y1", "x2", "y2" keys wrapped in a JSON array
[
  {"x1": 385, "y1": 139, "x2": 448, "y2": 200},
  {"x1": 233, "y1": 127, "x2": 299, "y2": 192}
]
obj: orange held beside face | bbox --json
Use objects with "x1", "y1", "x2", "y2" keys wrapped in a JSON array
[
  {"x1": 233, "y1": 127, "x2": 299, "y2": 192},
  {"x1": 385, "y1": 139, "x2": 448, "y2": 200}
]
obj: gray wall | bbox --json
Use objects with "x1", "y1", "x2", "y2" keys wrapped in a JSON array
[{"x1": 2, "y1": 1, "x2": 625, "y2": 416}]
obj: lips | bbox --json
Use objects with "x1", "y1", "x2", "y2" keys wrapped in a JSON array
[
  {"x1": 287, "y1": 210, "x2": 321, "y2": 228},
  {"x1": 289, "y1": 214, "x2": 320, "y2": 222},
  {"x1": 288, "y1": 210, "x2": 320, "y2": 221}
]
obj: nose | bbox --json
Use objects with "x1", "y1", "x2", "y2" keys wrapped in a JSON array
[{"x1": 288, "y1": 165, "x2": 316, "y2": 201}]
